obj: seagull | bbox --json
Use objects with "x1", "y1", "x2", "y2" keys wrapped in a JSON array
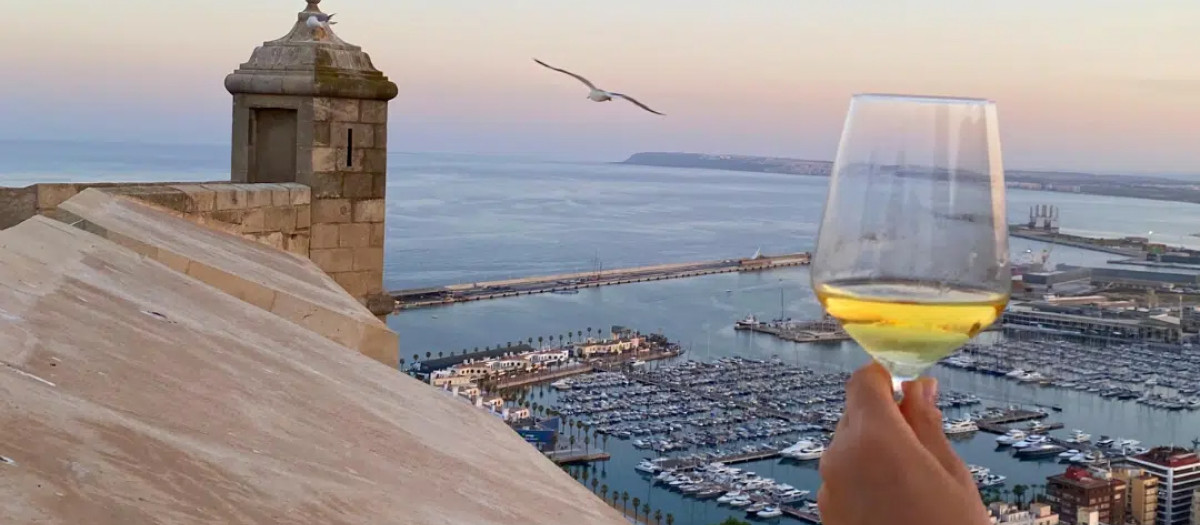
[
  {"x1": 533, "y1": 58, "x2": 664, "y2": 116},
  {"x1": 305, "y1": 13, "x2": 337, "y2": 28}
]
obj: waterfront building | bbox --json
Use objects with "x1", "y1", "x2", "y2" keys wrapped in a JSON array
[
  {"x1": 412, "y1": 344, "x2": 537, "y2": 375},
  {"x1": 988, "y1": 502, "x2": 1060, "y2": 525},
  {"x1": 1046, "y1": 465, "x2": 1127, "y2": 525},
  {"x1": 1125, "y1": 447, "x2": 1200, "y2": 525},
  {"x1": 577, "y1": 331, "x2": 646, "y2": 357},
  {"x1": 1003, "y1": 304, "x2": 1182, "y2": 343},
  {"x1": 1114, "y1": 467, "x2": 1161, "y2": 525}
]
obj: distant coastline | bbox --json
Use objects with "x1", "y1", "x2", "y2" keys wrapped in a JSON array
[{"x1": 620, "y1": 152, "x2": 1200, "y2": 205}]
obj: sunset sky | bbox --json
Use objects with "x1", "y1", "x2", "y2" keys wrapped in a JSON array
[{"x1": 2, "y1": 0, "x2": 1198, "y2": 174}]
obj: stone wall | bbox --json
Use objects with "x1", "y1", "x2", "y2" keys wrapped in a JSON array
[
  {"x1": 304, "y1": 97, "x2": 389, "y2": 303},
  {"x1": 1, "y1": 182, "x2": 311, "y2": 258}
]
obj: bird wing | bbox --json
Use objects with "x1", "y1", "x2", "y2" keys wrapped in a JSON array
[
  {"x1": 610, "y1": 93, "x2": 665, "y2": 116},
  {"x1": 533, "y1": 58, "x2": 597, "y2": 90}
]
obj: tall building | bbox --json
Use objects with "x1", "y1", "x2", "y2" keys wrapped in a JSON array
[
  {"x1": 1114, "y1": 467, "x2": 1161, "y2": 525},
  {"x1": 1046, "y1": 465, "x2": 1127, "y2": 525},
  {"x1": 1126, "y1": 447, "x2": 1200, "y2": 525}
]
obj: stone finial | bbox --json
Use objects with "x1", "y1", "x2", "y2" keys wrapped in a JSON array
[{"x1": 304, "y1": 0, "x2": 322, "y2": 12}]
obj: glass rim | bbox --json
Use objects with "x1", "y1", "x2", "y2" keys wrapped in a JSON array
[{"x1": 853, "y1": 92, "x2": 994, "y2": 105}]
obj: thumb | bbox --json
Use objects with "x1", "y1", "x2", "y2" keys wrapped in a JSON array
[{"x1": 900, "y1": 378, "x2": 973, "y2": 485}]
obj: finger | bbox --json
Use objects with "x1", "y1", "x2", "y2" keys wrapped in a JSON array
[
  {"x1": 816, "y1": 485, "x2": 847, "y2": 525},
  {"x1": 900, "y1": 377, "x2": 974, "y2": 485},
  {"x1": 844, "y1": 362, "x2": 903, "y2": 426}
]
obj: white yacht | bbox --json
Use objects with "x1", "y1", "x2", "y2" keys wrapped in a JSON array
[
  {"x1": 1095, "y1": 436, "x2": 1115, "y2": 447},
  {"x1": 757, "y1": 506, "x2": 784, "y2": 518},
  {"x1": 728, "y1": 497, "x2": 752, "y2": 508},
  {"x1": 717, "y1": 491, "x2": 743, "y2": 504},
  {"x1": 635, "y1": 460, "x2": 659, "y2": 474},
  {"x1": 785, "y1": 443, "x2": 826, "y2": 461},
  {"x1": 1066, "y1": 429, "x2": 1092, "y2": 443},
  {"x1": 551, "y1": 379, "x2": 572, "y2": 391},
  {"x1": 944, "y1": 418, "x2": 979, "y2": 435},
  {"x1": 996, "y1": 429, "x2": 1027, "y2": 446},
  {"x1": 977, "y1": 473, "x2": 1007, "y2": 488},
  {"x1": 780, "y1": 439, "x2": 815, "y2": 456},
  {"x1": 1012, "y1": 435, "x2": 1048, "y2": 449},
  {"x1": 1058, "y1": 449, "x2": 1080, "y2": 459}
]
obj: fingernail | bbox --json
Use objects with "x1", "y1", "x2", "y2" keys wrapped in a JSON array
[{"x1": 924, "y1": 378, "x2": 939, "y2": 404}]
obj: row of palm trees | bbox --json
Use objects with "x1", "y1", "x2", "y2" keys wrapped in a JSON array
[
  {"x1": 981, "y1": 483, "x2": 1047, "y2": 507},
  {"x1": 407, "y1": 327, "x2": 607, "y2": 367},
  {"x1": 565, "y1": 466, "x2": 674, "y2": 525}
]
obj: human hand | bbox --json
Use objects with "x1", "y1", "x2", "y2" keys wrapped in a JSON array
[{"x1": 817, "y1": 363, "x2": 989, "y2": 525}]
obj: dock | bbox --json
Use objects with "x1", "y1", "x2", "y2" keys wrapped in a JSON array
[
  {"x1": 975, "y1": 409, "x2": 1058, "y2": 435},
  {"x1": 546, "y1": 450, "x2": 611, "y2": 465},
  {"x1": 782, "y1": 505, "x2": 822, "y2": 524},
  {"x1": 735, "y1": 318, "x2": 850, "y2": 343},
  {"x1": 390, "y1": 252, "x2": 811, "y2": 309}
]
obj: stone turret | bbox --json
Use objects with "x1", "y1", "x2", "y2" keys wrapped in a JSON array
[{"x1": 226, "y1": 0, "x2": 397, "y2": 315}]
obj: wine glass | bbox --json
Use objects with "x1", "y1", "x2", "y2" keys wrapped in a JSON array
[{"x1": 812, "y1": 93, "x2": 1010, "y2": 395}]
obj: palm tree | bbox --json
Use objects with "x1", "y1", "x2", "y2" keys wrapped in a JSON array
[
  {"x1": 587, "y1": 327, "x2": 593, "y2": 338},
  {"x1": 569, "y1": 435, "x2": 576, "y2": 450},
  {"x1": 425, "y1": 351, "x2": 431, "y2": 359},
  {"x1": 1012, "y1": 484, "x2": 1028, "y2": 507},
  {"x1": 412, "y1": 353, "x2": 419, "y2": 362},
  {"x1": 558, "y1": 334, "x2": 564, "y2": 345},
  {"x1": 507, "y1": 341, "x2": 513, "y2": 348},
  {"x1": 437, "y1": 351, "x2": 444, "y2": 358},
  {"x1": 527, "y1": 337, "x2": 533, "y2": 345},
  {"x1": 641, "y1": 503, "x2": 650, "y2": 522},
  {"x1": 600, "y1": 484, "x2": 608, "y2": 502},
  {"x1": 666, "y1": 513, "x2": 674, "y2": 525},
  {"x1": 603, "y1": 434, "x2": 609, "y2": 451},
  {"x1": 581, "y1": 469, "x2": 589, "y2": 486},
  {"x1": 590, "y1": 477, "x2": 598, "y2": 493},
  {"x1": 632, "y1": 497, "x2": 640, "y2": 520},
  {"x1": 621, "y1": 492, "x2": 629, "y2": 514},
  {"x1": 584, "y1": 436, "x2": 591, "y2": 452},
  {"x1": 537, "y1": 336, "x2": 544, "y2": 348},
  {"x1": 654, "y1": 509, "x2": 662, "y2": 525}
]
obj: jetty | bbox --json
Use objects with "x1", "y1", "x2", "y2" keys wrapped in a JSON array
[
  {"x1": 546, "y1": 450, "x2": 611, "y2": 465},
  {"x1": 735, "y1": 316, "x2": 850, "y2": 343},
  {"x1": 391, "y1": 252, "x2": 810, "y2": 309},
  {"x1": 782, "y1": 505, "x2": 823, "y2": 524},
  {"x1": 975, "y1": 409, "x2": 1056, "y2": 435}
]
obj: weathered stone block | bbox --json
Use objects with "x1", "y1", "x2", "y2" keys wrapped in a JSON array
[
  {"x1": 332, "y1": 270, "x2": 371, "y2": 298},
  {"x1": 186, "y1": 261, "x2": 278, "y2": 311},
  {"x1": 335, "y1": 148, "x2": 365, "y2": 173},
  {"x1": 352, "y1": 199, "x2": 386, "y2": 223},
  {"x1": 155, "y1": 249, "x2": 192, "y2": 273},
  {"x1": 172, "y1": 185, "x2": 217, "y2": 212},
  {"x1": 242, "y1": 185, "x2": 274, "y2": 209},
  {"x1": 214, "y1": 185, "x2": 248, "y2": 211},
  {"x1": 372, "y1": 174, "x2": 387, "y2": 199},
  {"x1": 312, "y1": 199, "x2": 352, "y2": 223},
  {"x1": 312, "y1": 147, "x2": 338, "y2": 173},
  {"x1": 342, "y1": 173, "x2": 373, "y2": 199},
  {"x1": 295, "y1": 204, "x2": 311, "y2": 229},
  {"x1": 242, "y1": 208, "x2": 266, "y2": 233},
  {"x1": 209, "y1": 209, "x2": 245, "y2": 225},
  {"x1": 311, "y1": 248, "x2": 355, "y2": 273},
  {"x1": 311, "y1": 223, "x2": 339, "y2": 248},
  {"x1": 332, "y1": 122, "x2": 375, "y2": 148},
  {"x1": 309, "y1": 172, "x2": 343, "y2": 199},
  {"x1": 338, "y1": 223, "x2": 371, "y2": 248},
  {"x1": 363, "y1": 269, "x2": 384, "y2": 295},
  {"x1": 266, "y1": 207, "x2": 297, "y2": 233},
  {"x1": 261, "y1": 231, "x2": 285, "y2": 250},
  {"x1": 374, "y1": 124, "x2": 388, "y2": 148},
  {"x1": 362, "y1": 149, "x2": 387, "y2": 173},
  {"x1": 286, "y1": 233, "x2": 310, "y2": 256},
  {"x1": 288, "y1": 185, "x2": 311, "y2": 205},
  {"x1": 264, "y1": 184, "x2": 293, "y2": 207},
  {"x1": 313, "y1": 120, "x2": 331, "y2": 147},
  {"x1": 361, "y1": 100, "x2": 388, "y2": 124},
  {"x1": 369, "y1": 222, "x2": 386, "y2": 248},
  {"x1": 314, "y1": 97, "x2": 360, "y2": 122},
  {"x1": 352, "y1": 247, "x2": 384, "y2": 272}
]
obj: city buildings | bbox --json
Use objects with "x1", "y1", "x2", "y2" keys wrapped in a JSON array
[
  {"x1": 1114, "y1": 467, "x2": 1161, "y2": 525},
  {"x1": 1125, "y1": 447, "x2": 1200, "y2": 525},
  {"x1": 988, "y1": 502, "x2": 1060, "y2": 525},
  {"x1": 1046, "y1": 465, "x2": 1127, "y2": 525}
]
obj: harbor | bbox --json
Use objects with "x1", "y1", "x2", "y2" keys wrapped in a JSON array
[{"x1": 390, "y1": 252, "x2": 811, "y2": 309}]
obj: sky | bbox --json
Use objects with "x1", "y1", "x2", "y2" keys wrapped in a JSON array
[{"x1": 2, "y1": 0, "x2": 1199, "y2": 174}]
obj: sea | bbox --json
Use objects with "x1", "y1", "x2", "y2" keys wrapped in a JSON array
[{"x1": 7, "y1": 140, "x2": 1200, "y2": 525}]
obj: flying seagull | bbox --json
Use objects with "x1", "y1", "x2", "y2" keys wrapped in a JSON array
[
  {"x1": 533, "y1": 59, "x2": 664, "y2": 116},
  {"x1": 306, "y1": 13, "x2": 337, "y2": 28}
]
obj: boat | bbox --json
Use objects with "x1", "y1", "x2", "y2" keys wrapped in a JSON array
[
  {"x1": 696, "y1": 488, "x2": 723, "y2": 499},
  {"x1": 757, "y1": 506, "x2": 784, "y2": 518},
  {"x1": 1058, "y1": 449, "x2": 1080, "y2": 459},
  {"x1": 729, "y1": 497, "x2": 752, "y2": 508},
  {"x1": 1012, "y1": 435, "x2": 1048, "y2": 449},
  {"x1": 944, "y1": 418, "x2": 979, "y2": 435},
  {"x1": 1095, "y1": 436, "x2": 1115, "y2": 447},
  {"x1": 1127, "y1": 446, "x2": 1150, "y2": 455},
  {"x1": 717, "y1": 491, "x2": 743, "y2": 504},
  {"x1": 633, "y1": 439, "x2": 652, "y2": 450},
  {"x1": 734, "y1": 315, "x2": 762, "y2": 329},
  {"x1": 1016, "y1": 443, "x2": 1066, "y2": 459},
  {"x1": 996, "y1": 429, "x2": 1027, "y2": 446},
  {"x1": 977, "y1": 473, "x2": 1007, "y2": 488},
  {"x1": 785, "y1": 443, "x2": 826, "y2": 460},
  {"x1": 551, "y1": 379, "x2": 572, "y2": 391},
  {"x1": 746, "y1": 502, "x2": 769, "y2": 513},
  {"x1": 1066, "y1": 430, "x2": 1092, "y2": 443},
  {"x1": 635, "y1": 460, "x2": 659, "y2": 474}
]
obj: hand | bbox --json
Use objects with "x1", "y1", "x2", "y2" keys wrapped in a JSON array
[{"x1": 817, "y1": 363, "x2": 989, "y2": 525}]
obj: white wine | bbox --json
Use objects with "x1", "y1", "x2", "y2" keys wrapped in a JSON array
[{"x1": 816, "y1": 280, "x2": 1008, "y2": 380}]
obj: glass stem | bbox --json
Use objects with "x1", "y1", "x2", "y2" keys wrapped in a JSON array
[{"x1": 891, "y1": 376, "x2": 905, "y2": 402}]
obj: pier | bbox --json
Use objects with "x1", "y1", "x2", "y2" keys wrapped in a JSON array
[
  {"x1": 390, "y1": 252, "x2": 811, "y2": 309},
  {"x1": 655, "y1": 448, "x2": 785, "y2": 471},
  {"x1": 782, "y1": 505, "x2": 823, "y2": 524},
  {"x1": 735, "y1": 317, "x2": 850, "y2": 343},
  {"x1": 975, "y1": 409, "x2": 1054, "y2": 435},
  {"x1": 546, "y1": 450, "x2": 612, "y2": 465}
]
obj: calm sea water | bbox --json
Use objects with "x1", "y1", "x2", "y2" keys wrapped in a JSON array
[{"x1": 7, "y1": 141, "x2": 1200, "y2": 524}]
